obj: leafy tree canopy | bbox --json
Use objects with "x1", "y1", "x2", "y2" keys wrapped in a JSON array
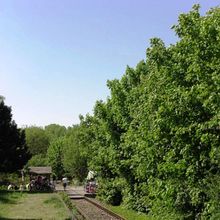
[
  {"x1": 73, "y1": 5, "x2": 220, "y2": 219},
  {"x1": 0, "y1": 100, "x2": 30, "y2": 172},
  {"x1": 25, "y1": 126, "x2": 49, "y2": 156},
  {"x1": 47, "y1": 138, "x2": 65, "y2": 179},
  {"x1": 45, "y1": 124, "x2": 66, "y2": 142}
]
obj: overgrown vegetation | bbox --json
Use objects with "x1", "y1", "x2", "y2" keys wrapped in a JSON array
[
  {"x1": 67, "y1": 5, "x2": 220, "y2": 219},
  {"x1": 0, "y1": 173, "x2": 21, "y2": 188},
  {"x1": 108, "y1": 205, "x2": 151, "y2": 220}
]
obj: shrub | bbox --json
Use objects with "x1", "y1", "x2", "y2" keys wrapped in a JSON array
[{"x1": 97, "y1": 178, "x2": 124, "y2": 206}]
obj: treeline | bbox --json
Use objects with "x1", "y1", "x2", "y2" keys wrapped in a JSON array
[
  {"x1": 0, "y1": 97, "x2": 89, "y2": 182},
  {"x1": 0, "y1": 97, "x2": 88, "y2": 182},
  {"x1": 58, "y1": 6, "x2": 219, "y2": 219},
  {"x1": 25, "y1": 124, "x2": 89, "y2": 182}
]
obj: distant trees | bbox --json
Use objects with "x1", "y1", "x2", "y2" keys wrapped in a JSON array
[
  {"x1": 0, "y1": 99, "x2": 30, "y2": 172},
  {"x1": 47, "y1": 138, "x2": 65, "y2": 179},
  {"x1": 45, "y1": 124, "x2": 66, "y2": 142},
  {"x1": 25, "y1": 126, "x2": 50, "y2": 156},
  {"x1": 43, "y1": 124, "x2": 91, "y2": 181},
  {"x1": 25, "y1": 124, "x2": 68, "y2": 178},
  {"x1": 27, "y1": 154, "x2": 48, "y2": 167},
  {"x1": 25, "y1": 124, "x2": 67, "y2": 157},
  {"x1": 0, "y1": 95, "x2": 4, "y2": 102},
  {"x1": 62, "y1": 123, "x2": 92, "y2": 182}
]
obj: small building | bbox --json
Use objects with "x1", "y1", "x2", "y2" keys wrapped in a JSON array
[{"x1": 27, "y1": 166, "x2": 53, "y2": 191}]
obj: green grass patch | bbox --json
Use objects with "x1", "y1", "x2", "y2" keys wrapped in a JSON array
[
  {"x1": 44, "y1": 195, "x2": 65, "y2": 208},
  {"x1": 0, "y1": 191, "x2": 71, "y2": 219},
  {"x1": 109, "y1": 205, "x2": 182, "y2": 220},
  {"x1": 91, "y1": 197, "x2": 152, "y2": 220},
  {"x1": 59, "y1": 192, "x2": 77, "y2": 215},
  {"x1": 106, "y1": 204, "x2": 152, "y2": 220},
  {"x1": 0, "y1": 191, "x2": 25, "y2": 205}
]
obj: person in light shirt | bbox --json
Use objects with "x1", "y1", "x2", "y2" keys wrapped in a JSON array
[{"x1": 62, "y1": 177, "x2": 68, "y2": 191}]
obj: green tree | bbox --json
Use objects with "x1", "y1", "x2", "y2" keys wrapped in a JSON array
[
  {"x1": 0, "y1": 100, "x2": 30, "y2": 172},
  {"x1": 25, "y1": 126, "x2": 50, "y2": 156},
  {"x1": 63, "y1": 122, "x2": 93, "y2": 182},
  {"x1": 27, "y1": 154, "x2": 48, "y2": 167},
  {"x1": 0, "y1": 96, "x2": 4, "y2": 102},
  {"x1": 47, "y1": 138, "x2": 65, "y2": 179},
  {"x1": 75, "y1": 5, "x2": 220, "y2": 219},
  {"x1": 45, "y1": 124, "x2": 66, "y2": 142}
]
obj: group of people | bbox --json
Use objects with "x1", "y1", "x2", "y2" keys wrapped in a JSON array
[
  {"x1": 7, "y1": 174, "x2": 96, "y2": 193},
  {"x1": 7, "y1": 183, "x2": 19, "y2": 190},
  {"x1": 28, "y1": 175, "x2": 54, "y2": 191},
  {"x1": 8, "y1": 175, "x2": 54, "y2": 191}
]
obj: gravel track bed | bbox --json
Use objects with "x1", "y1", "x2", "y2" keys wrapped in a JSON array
[{"x1": 72, "y1": 199, "x2": 120, "y2": 220}]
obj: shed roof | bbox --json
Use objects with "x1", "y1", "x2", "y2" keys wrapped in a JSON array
[{"x1": 28, "y1": 166, "x2": 52, "y2": 174}]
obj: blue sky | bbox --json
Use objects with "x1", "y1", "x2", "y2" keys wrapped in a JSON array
[{"x1": 0, "y1": 0, "x2": 219, "y2": 127}]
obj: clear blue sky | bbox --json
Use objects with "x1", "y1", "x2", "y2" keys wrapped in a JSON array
[{"x1": 0, "y1": 0, "x2": 219, "y2": 127}]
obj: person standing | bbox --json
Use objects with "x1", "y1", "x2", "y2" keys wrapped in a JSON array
[{"x1": 62, "y1": 177, "x2": 68, "y2": 191}]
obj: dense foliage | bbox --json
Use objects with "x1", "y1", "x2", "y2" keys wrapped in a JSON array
[
  {"x1": 25, "y1": 124, "x2": 67, "y2": 172},
  {"x1": 67, "y1": 6, "x2": 220, "y2": 219},
  {"x1": 0, "y1": 100, "x2": 30, "y2": 172},
  {"x1": 63, "y1": 120, "x2": 96, "y2": 181},
  {"x1": 45, "y1": 124, "x2": 67, "y2": 142},
  {"x1": 47, "y1": 138, "x2": 65, "y2": 179},
  {"x1": 25, "y1": 126, "x2": 50, "y2": 156}
]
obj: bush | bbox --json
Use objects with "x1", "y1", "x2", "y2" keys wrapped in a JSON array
[
  {"x1": 0, "y1": 173, "x2": 21, "y2": 187},
  {"x1": 97, "y1": 178, "x2": 124, "y2": 206},
  {"x1": 201, "y1": 175, "x2": 220, "y2": 219}
]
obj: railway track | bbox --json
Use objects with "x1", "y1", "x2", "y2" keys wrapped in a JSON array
[{"x1": 66, "y1": 190, "x2": 124, "y2": 220}]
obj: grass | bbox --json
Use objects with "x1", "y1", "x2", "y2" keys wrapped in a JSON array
[
  {"x1": 59, "y1": 192, "x2": 77, "y2": 212},
  {"x1": 90, "y1": 196, "x2": 152, "y2": 220},
  {"x1": 0, "y1": 191, "x2": 71, "y2": 219},
  {"x1": 105, "y1": 203, "x2": 153, "y2": 220},
  {"x1": 107, "y1": 203, "x2": 187, "y2": 220}
]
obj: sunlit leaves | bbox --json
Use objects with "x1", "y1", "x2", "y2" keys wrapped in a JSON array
[{"x1": 70, "y1": 5, "x2": 220, "y2": 218}]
